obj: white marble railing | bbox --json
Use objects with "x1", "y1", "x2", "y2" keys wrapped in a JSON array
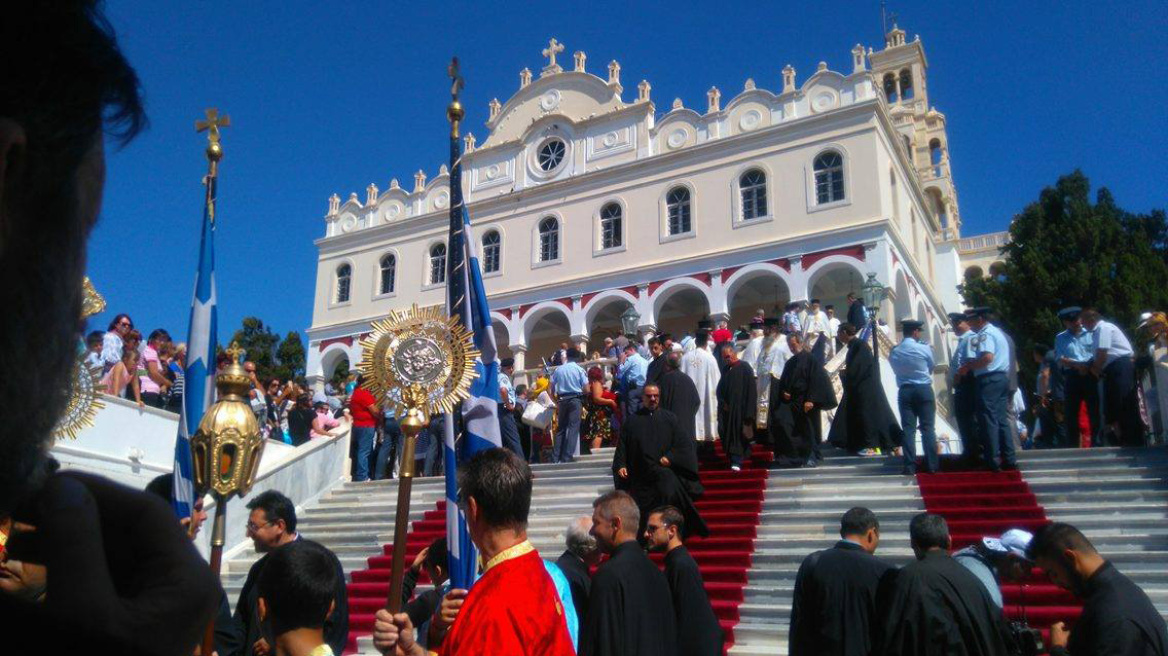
[
  {"x1": 957, "y1": 231, "x2": 1009, "y2": 252},
  {"x1": 54, "y1": 393, "x2": 352, "y2": 562}
]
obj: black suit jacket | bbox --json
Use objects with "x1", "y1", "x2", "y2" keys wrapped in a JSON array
[{"x1": 556, "y1": 550, "x2": 592, "y2": 623}]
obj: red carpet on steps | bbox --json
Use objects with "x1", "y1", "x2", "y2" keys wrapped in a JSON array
[
  {"x1": 916, "y1": 468, "x2": 1082, "y2": 644},
  {"x1": 341, "y1": 443, "x2": 771, "y2": 654}
]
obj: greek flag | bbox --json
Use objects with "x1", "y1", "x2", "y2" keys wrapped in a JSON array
[
  {"x1": 444, "y1": 126, "x2": 501, "y2": 589},
  {"x1": 172, "y1": 171, "x2": 219, "y2": 520}
]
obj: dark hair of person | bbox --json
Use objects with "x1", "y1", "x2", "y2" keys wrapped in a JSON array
[
  {"x1": 267, "y1": 378, "x2": 281, "y2": 388},
  {"x1": 650, "y1": 505, "x2": 685, "y2": 535},
  {"x1": 424, "y1": 536, "x2": 448, "y2": 571},
  {"x1": 246, "y1": 490, "x2": 298, "y2": 533},
  {"x1": 457, "y1": 448, "x2": 532, "y2": 530},
  {"x1": 107, "y1": 313, "x2": 133, "y2": 332},
  {"x1": 647, "y1": 337, "x2": 660, "y2": 348},
  {"x1": 839, "y1": 322, "x2": 859, "y2": 337},
  {"x1": 909, "y1": 513, "x2": 950, "y2": 551},
  {"x1": 514, "y1": 384, "x2": 527, "y2": 395},
  {"x1": 257, "y1": 541, "x2": 338, "y2": 636},
  {"x1": 148, "y1": 328, "x2": 170, "y2": 344},
  {"x1": 788, "y1": 332, "x2": 803, "y2": 344},
  {"x1": 1032, "y1": 344, "x2": 1050, "y2": 357},
  {"x1": 354, "y1": 373, "x2": 364, "y2": 387},
  {"x1": 145, "y1": 472, "x2": 175, "y2": 505},
  {"x1": 1080, "y1": 308, "x2": 1101, "y2": 323},
  {"x1": 665, "y1": 352, "x2": 682, "y2": 370},
  {"x1": 1027, "y1": 522, "x2": 1097, "y2": 561},
  {"x1": 624, "y1": 343, "x2": 638, "y2": 353},
  {"x1": 840, "y1": 507, "x2": 879, "y2": 538},
  {"x1": 695, "y1": 332, "x2": 709, "y2": 348},
  {"x1": 86, "y1": 330, "x2": 104, "y2": 347}
]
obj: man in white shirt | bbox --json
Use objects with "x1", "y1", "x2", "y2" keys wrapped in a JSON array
[
  {"x1": 826, "y1": 305, "x2": 842, "y2": 356},
  {"x1": 1081, "y1": 308, "x2": 1143, "y2": 445}
]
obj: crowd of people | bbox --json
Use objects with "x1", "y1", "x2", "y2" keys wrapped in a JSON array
[{"x1": 88, "y1": 315, "x2": 186, "y2": 412}]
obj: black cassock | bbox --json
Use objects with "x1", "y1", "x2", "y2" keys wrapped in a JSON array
[
  {"x1": 613, "y1": 407, "x2": 708, "y2": 538},
  {"x1": 789, "y1": 540, "x2": 894, "y2": 656},
  {"x1": 580, "y1": 541, "x2": 677, "y2": 656},
  {"x1": 234, "y1": 539, "x2": 349, "y2": 656},
  {"x1": 828, "y1": 339, "x2": 901, "y2": 452},
  {"x1": 646, "y1": 354, "x2": 667, "y2": 387},
  {"x1": 874, "y1": 551, "x2": 1014, "y2": 656},
  {"x1": 659, "y1": 368, "x2": 702, "y2": 444},
  {"x1": 771, "y1": 350, "x2": 837, "y2": 467},
  {"x1": 665, "y1": 546, "x2": 724, "y2": 656},
  {"x1": 715, "y1": 360, "x2": 756, "y2": 464},
  {"x1": 555, "y1": 550, "x2": 592, "y2": 626}
]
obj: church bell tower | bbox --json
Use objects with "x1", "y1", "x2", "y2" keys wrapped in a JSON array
[{"x1": 869, "y1": 25, "x2": 962, "y2": 240}]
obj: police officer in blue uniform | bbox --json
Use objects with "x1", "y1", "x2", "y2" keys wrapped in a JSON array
[
  {"x1": 958, "y1": 307, "x2": 1017, "y2": 472},
  {"x1": 948, "y1": 311, "x2": 981, "y2": 460},
  {"x1": 1054, "y1": 306, "x2": 1099, "y2": 447},
  {"x1": 889, "y1": 319, "x2": 938, "y2": 474}
]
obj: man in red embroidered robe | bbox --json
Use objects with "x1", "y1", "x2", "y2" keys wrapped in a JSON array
[{"x1": 372, "y1": 449, "x2": 575, "y2": 656}]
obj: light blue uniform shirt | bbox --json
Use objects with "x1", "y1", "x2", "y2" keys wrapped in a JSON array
[
  {"x1": 949, "y1": 330, "x2": 975, "y2": 371},
  {"x1": 1091, "y1": 319, "x2": 1134, "y2": 365},
  {"x1": 498, "y1": 371, "x2": 516, "y2": 404},
  {"x1": 1054, "y1": 328, "x2": 1094, "y2": 365},
  {"x1": 550, "y1": 361, "x2": 588, "y2": 396},
  {"x1": 618, "y1": 352, "x2": 649, "y2": 389},
  {"x1": 972, "y1": 323, "x2": 1010, "y2": 376},
  {"x1": 889, "y1": 336, "x2": 935, "y2": 386}
]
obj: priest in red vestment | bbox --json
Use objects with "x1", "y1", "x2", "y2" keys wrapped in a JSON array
[{"x1": 372, "y1": 449, "x2": 575, "y2": 656}]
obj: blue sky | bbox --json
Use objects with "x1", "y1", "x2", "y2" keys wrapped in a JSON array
[{"x1": 89, "y1": 0, "x2": 1167, "y2": 351}]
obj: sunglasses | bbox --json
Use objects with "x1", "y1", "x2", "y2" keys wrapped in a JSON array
[{"x1": 118, "y1": 321, "x2": 132, "y2": 328}]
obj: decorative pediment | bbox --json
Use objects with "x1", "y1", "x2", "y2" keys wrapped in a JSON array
[{"x1": 480, "y1": 71, "x2": 625, "y2": 149}]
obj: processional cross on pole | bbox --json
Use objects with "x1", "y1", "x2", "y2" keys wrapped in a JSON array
[{"x1": 195, "y1": 108, "x2": 230, "y2": 223}]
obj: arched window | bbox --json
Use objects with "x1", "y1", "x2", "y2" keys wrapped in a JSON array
[
  {"x1": 600, "y1": 203, "x2": 622, "y2": 250},
  {"x1": 882, "y1": 73, "x2": 898, "y2": 103},
  {"x1": 378, "y1": 254, "x2": 396, "y2": 295},
  {"x1": 739, "y1": 169, "x2": 768, "y2": 220},
  {"x1": 482, "y1": 230, "x2": 501, "y2": 273},
  {"x1": 538, "y1": 217, "x2": 559, "y2": 262},
  {"x1": 335, "y1": 263, "x2": 351, "y2": 303},
  {"x1": 429, "y1": 243, "x2": 447, "y2": 285},
  {"x1": 666, "y1": 187, "x2": 692, "y2": 235},
  {"x1": 899, "y1": 69, "x2": 914, "y2": 99},
  {"x1": 890, "y1": 168, "x2": 900, "y2": 222},
  {"x1": 929, "y1": 138, "x2": 943, "y2": 177},
  {"x1": 813, "y1": 151, "x2": 845, "y2": 205}
]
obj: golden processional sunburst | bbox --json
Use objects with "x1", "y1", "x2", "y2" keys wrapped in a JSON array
[
  {"x1": 357, "y1": 303, "x2": 479, "y2": 421},
  {"x1": 357, "y1": 302, "x2": 479, "y2": 616},
  {"x1": 55, "y1": 277, "x2": 107, "y2": 440}
]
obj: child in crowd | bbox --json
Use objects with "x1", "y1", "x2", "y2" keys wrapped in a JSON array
[{"x1": 103, "y1": 349, "x2": 144, "y2": 407}]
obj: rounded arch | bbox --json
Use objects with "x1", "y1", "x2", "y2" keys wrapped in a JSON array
[
  {"x1": 931, "y1": 323, "x2": 945, "y2": 361},
  {"x1": 376, "y1": 250, "x2": 398, "y2": 297},
  {"x1": 651, "y1": 278, "x2": 712, "y2": 320},
  {"x1": 892, "y1": 269, "x2": 912, "y2": 324},
  {"x1": 899, "y1": 68, "x2": 914, "y2": 100},
  {"x1": 522, "y1": 302, "x2": 574, "y2": 364},
  {"x1": 533, "y1": 213, "x2": 563, "y2": 264},
  {"x1": 810, "y1": 145, "x2": 849, "y2": 206},
  {"x1": 724, "y1": 264, "x2": 793, "y2": 328},
  {"x1": 915, "y1": 300, "x2": 928, "y2": 324},
  {"x1": 659, "y1": 180, "x2": 697, "y2": 239},
  {"x1": 584, "y1": 289, "x2": 638, "y2": 352},
  {"x1": 805, "y1": 257, "x2": 867, "y2": 317},
  {"x1": 595, "y1": 198, "x2": 627, "y2": 252},
  {"x1": 319, "y1": 345, "x2": 352, "y2": 384},
  {"x1": 655, "y1": 284, "x2": 711, "y2": 340},
  {"x1": 491, "y1": 319, "x2": 512, "y2": 359}
]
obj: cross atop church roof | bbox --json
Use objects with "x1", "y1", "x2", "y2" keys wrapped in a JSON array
[{"x1": 541, "y1": 37, "x2": 565, "y2": 77}]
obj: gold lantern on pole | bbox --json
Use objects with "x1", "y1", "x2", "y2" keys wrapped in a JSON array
[{"x1": 190, "y1": 342, "x2": 265, "y2": 499}]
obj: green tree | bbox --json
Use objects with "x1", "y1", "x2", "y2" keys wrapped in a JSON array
[
  {"x1": 960, "y1": 170, "x2": 1168, "y2": 389},
  {"x1": 274, "y1": 331, "x2": 306, "y2": 382},
  {"x1": 230, "y1": 317, "x2": 280, "y2": 381}
]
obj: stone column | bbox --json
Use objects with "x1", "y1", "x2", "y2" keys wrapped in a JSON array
[
  {"x1": 572, "y1": 334, "x2": 589, "y2": 356},
  {"x1": 306, "y1": 374, "x2": 325, "y2": 395},
  {"x1": 511, "y1": 345, "x2": 528, "y2": 387}
]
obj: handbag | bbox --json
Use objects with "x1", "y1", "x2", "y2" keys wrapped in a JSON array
[{"x1": 522, "y1": 397, "x2": 555, "y2": 429}]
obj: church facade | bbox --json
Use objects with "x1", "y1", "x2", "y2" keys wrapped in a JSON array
[{"x1": 307, "y1": 27, "x2": 967, "y2": 385}]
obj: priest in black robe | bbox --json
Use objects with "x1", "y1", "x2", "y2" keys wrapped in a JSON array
[
  {"x1": 875, "y1": 513, "x2": 1014, "y2": 656},
  {"x1": 789, "y1": 507, "x2": 894, "y2": 656},
  {"x1": 613, "y1": 384, "x2": 709, "y2": 538},
  {"x1": 658, "y1": 351, "x2": 702, "y2": 444},
  {"x1": 828, "y1": 323, "x2": 901, "y2": 453},
  {"x1": 581, "y1": 491, "x2": 677, "y2": 656},
  {"x1": 773, "y1": 332, "x2": 838, "y2": 468},
  {"x1": 646, "y1": 506, "x2": 725, "y2": 656},
  {"x1": 715, "y1": 343, "x2": 756, "y2": 470}
]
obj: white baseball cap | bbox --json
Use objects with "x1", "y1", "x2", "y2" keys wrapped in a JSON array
[{"x1": 981, "y1": 528, "x2": 1033, "y2": 560}]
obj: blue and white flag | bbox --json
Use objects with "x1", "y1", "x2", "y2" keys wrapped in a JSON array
[
  {"x1": 444, "y1": 126, "x2": 501, "y2": 590},
  {"x1": 172, "y1": 171, "x2": 219, "y2": 520}
]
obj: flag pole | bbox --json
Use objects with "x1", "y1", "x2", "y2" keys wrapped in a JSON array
[{"x1": 193, "y1": 107, "x2": 230, "y2": 656}]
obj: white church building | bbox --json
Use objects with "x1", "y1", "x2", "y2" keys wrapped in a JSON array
[{"x1": 306, "y1": 26, "x2": 968, "y2": 386}]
